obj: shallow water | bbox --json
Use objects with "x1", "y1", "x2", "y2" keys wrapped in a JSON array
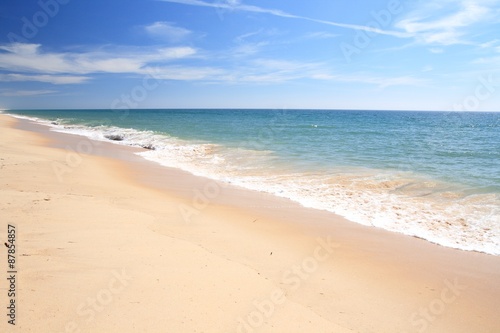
[{"x1": 7, "y1": 109, "x2": 500, "y2": 255}]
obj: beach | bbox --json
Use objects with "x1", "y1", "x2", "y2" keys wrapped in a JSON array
[{"x1": 1, "y1": 113, "x2": 500, "y2": 332}]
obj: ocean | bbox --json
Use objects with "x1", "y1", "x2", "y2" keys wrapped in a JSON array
[{"x1": 6, "y1": 109, "x2": 500, "y2": 255}]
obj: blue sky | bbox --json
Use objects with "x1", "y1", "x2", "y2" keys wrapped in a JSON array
[{"x1": 0, "y1": 0, "x2": 499, "y2": 111}]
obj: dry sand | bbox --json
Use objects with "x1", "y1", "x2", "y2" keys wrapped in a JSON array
[{"x1": 1, "y1": 114, "x2": 499, "y2": 333}]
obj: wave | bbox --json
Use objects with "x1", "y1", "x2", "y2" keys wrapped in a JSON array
[{"x1": 10, "y1": 113, "x2": 500, "y2": 255}]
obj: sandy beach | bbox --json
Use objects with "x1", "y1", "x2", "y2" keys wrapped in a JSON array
[{"x1": 1, "y1": 113, "x2": 499, "y2": 333}]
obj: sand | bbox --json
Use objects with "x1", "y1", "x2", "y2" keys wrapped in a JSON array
[{"x1": 1, "y1": 113, "x2": 499, "y2": 333}]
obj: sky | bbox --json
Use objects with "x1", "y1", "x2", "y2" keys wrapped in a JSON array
[{"x1": 0, "y1": 0, "x2": 499, "y2": 111}]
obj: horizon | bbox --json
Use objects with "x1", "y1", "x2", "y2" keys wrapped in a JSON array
[
  {"x1": 4, "y1": 107, "x2": 500, "y2": 114},
  {"x1": 1, "y1": 0, "x2": 500, "y2": 111}
]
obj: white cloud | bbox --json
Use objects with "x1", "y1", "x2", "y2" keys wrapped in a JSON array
[
  {"x1": 151, "y1": 55, "x2": 428, "y2": 89},
  {"x1": 479, "y1": 39, "x2": 500, "y2": 48},
  {"x1": 144, "y1": 22, "x2": 192, "y2": 42},
  {"x1": 0, "y1": 73, "x2": 89, "y2": 84},
  {"x1": 252, "y1": 59, "x2": 308, "y2": 71},
  {"x1": 396, "y1": 0, "x2": 499, "y2": 45},
  {"x1": 303, "y1": 31, "x2": 340, "y2": 40},
  {"x1": 231, "y1": 29, "x2": 286, "y2": 57},
  {"x1": 422, "y1": 65, "x2": 434, "y2": 72},
  {"x1": 232, "y1": 59, "x2": 331, "y2": 83},
  {"x1": 328, "y1": 74, "x2": 427, "y2": 89},
  {"x1": 143, "y1": 55, "x2": 425, "y2": 88},
  {"x1": 473, "y1": 55, "x2": 500, "y2": 65},
  {"x1": 0, "y1": 89, "x2": 56, "y2": 97},
  {"x1": 229, "y1": 41, "x2": 268, "y2": 57},
  {"x1": 0, "y1": 43, "x2": 197, "y2": 75},
  {"x1": 0, "y1": 43, "x2": 428, "y2": 89},
  {"x1": 234, "y1": 29, "x2": 263, "y2": 43},
  {"x1": 429, "y1": 48, "x2": 445, "y2": 53},
  {"x1": 148, "y1": 66, "x2": 225, "y2": 80},
  {"x1": 0, "y1": 43, "x2": 75, "y2": 73}
]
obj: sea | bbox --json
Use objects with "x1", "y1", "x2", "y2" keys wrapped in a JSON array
[{"x1": 5, "y1": 109, "x2": 500, "y2": 255}]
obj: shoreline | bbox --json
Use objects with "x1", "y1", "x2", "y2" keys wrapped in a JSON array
[
  {"x1": 12, "y1": 112, "x2": 497, "y2": 256},
  {"x1": 1, "y1": 113, "x2": 500, "y2": 332},
  {"x1": 7, "y1": 110, "x2": 499, "y2": 256}
]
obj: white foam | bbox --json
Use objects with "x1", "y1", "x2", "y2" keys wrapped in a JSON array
[{"x1": 138, "y1": 142, "x2": 500, "y2": 256}]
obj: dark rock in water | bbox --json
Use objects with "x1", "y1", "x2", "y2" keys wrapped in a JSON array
[
  {"x1": 141, "y1": 144, "x2": 155, "y2": 150},
  {"x1": 105, "y1": 134, "x2": 124, "y2": 141},
  {"x1": 51, "y1": 121, "x2": 58, "y2": 125}
]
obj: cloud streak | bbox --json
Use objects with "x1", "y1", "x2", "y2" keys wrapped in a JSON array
[{"x1": 160, "y1": 0, "x2": 411, "y2": 38}]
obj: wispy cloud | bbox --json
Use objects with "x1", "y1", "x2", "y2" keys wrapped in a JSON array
[
  {"x1": 0, "y1": 89, "x2": 56, "y2": 97},
  {"x1": 0, "y1": 43, "x2": 196, "y2": 75},
  {"x1": 303, "y1": 31, "x2": 340, "y2": 40},
  {"x1": 473, "y1": 55, "x2": 500, "y2": 66},
  {"x1": 0, "y1": 73, "x2": 89, "y2": 84},
  {"x1": 0, "y1": 42, "x2": 428, "y2": 89},
  {"x1": 329, "y1": 74, "x2": 428, "y2": 89},
  {"x1": 148, "y1": 65, "x2": 226, "y2": 80},
  {"x1": 144, "y1": 21, "x2": 192, "y2": 42},
  {"x1": 229, "y1": 41, "x2": 268, "y2": 57},
  {"x1": 148, "y1": 58, "x2": 322, "y2": 83},
  {"x1": 160, "y1": 0, "x2": 411, "y2": 38},
  {"x1": 479, "y1": 39, "x2": 500, "y2": 49},
  {"x1": 422, "y1": 65, "x2": 434, "y2": 72},
  {"x1": 395, "y1": 0, "x2": 499, "y2": 45},
  {"x1": 161, "y1": 0, "x2": 295, "y2": 18},
  {"x1": 154, "y1": 56, "x2": 427, "y2": 89},
  {"x1": 230, "y1": 29, "x2": 269, "y2": 56},
  {"x1": 234, "y1": 29, "x2": 263, "y2": 42},
  {"x1": 429, "y1": 48, "x2": 445, "y2": 54}
]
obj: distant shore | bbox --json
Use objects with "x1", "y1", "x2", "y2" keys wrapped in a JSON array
[{"x1": 1, "y1": 113, "x2": 499, "y2": 333}]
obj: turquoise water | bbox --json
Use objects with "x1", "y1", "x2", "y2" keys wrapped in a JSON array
[{"x1": 6, "y1": 109, "x2": 500, "y2": 254}]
